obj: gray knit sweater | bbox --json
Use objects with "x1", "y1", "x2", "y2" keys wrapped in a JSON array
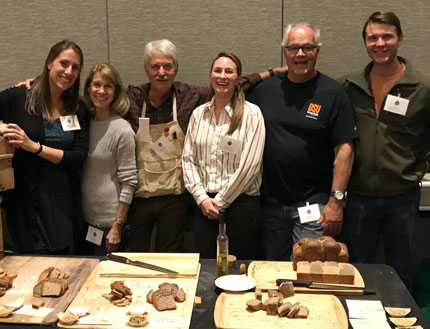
[{"x1": 81, "y1": 115, "x2": 137, "y2": 227}]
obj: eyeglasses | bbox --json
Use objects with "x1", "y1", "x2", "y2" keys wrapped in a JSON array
[{"x1": 283, "y1": 44, "x2": 320, "y2": 54}]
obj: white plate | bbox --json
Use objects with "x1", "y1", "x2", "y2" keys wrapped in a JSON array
[{"x1": 215, "y1": 275, "x2": 256, "y2": 291}]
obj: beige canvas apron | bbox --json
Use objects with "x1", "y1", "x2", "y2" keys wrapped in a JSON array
[{"x1": 134, "y1": 95, "x2": 186, "y2": 198}]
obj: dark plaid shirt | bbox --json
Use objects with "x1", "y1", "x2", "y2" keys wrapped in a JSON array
[{"x1": 125, "y1": 74, "x2": 262, "y2": 134}]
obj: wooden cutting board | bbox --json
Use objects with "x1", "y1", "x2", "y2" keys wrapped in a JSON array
[
  {"x1": 0, "y1": 255, "x2": 99, "y2": 325},
  {"x1": 99, "y1": 253, "x2": 200, "y2": 278},
  {"x1": 214, "y1": 292, "x2": 348, "y2": 329},
  {"x1": 58, "y1": 262, "x2": 200, "y2": 329},
  {"x1": 248, "y1": 261, "x2": 365, "y2": 295}
]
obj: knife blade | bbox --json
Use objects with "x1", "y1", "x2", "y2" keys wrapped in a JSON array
[
  {"x1": 276, "y1": 279, "x2": 364, "y2": 291},
  {"x1": 106, "y1": 253, "x2": 178, "y2": 274}
]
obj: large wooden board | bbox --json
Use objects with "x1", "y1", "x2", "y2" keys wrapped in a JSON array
[
  {"x1": 99, "y1": 253, "x2": 200, "y2": 278},
  {"x1": 0, "y1": 256, "x2": 99, "y2": 325},
  {"x1": 248, "y1": 261, "x2": 364, "y2": 295},
  {"x1": 59, "y1": 262, "x2": 200, "y2": 329},
  {"x1": 214, "y1": 292, "x2": 348, "y2": 329}
]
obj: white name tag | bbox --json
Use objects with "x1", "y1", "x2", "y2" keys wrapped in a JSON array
[
  {"x1": 383, "y1": 94, "x2": 409, "y2": 116},
  {"x1": 86, "y1": 225, "x2": 103, "y2": 246},
  {"x1": 137, "y1": 117, "x2": 150, "y2": 142},
  {"x1": 60, "y1": 115, "x2": 81, "y2": 131},
  {"x1": 151, "y1": 135, "x2": 174, "y2": 159},
  {"x1": 219, "y1": 135, "x2": 241, "y2": 155},
  {"x1": 298, "y1": 203, "x2": 321, "y2": 224}
]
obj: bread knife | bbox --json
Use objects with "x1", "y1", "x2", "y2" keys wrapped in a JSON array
[
  {"x1": 106, "y1": 253, "x2": 178, "y2": 274},
  {"x1": 276, "y1": 279, "x2": 364, "y2": 291}
]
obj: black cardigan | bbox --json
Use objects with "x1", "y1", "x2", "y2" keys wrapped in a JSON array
[{"x1": 0, "y1": 86, "x2": 90, "y2": 253}]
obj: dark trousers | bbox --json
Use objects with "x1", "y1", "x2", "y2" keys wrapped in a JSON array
[
  {"x1": 342, "y1": 186, "x2": 420, "y2": 288},
  {"x1": 194, "y1": 194, "x2": 261, "y2": 259},
  {"x1": 124, "y1": 193, "x2": 190, "y2": 252}
]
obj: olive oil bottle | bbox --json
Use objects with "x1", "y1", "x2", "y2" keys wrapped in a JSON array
[{"x1": 216, "y1": 210, "x2": 229, "y2": 277}]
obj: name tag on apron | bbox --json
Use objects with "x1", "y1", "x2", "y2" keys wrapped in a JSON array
[
  {"x1": 137, "y1": 118, "x2": 150, "y2": 141},
  {"x1": 151, "y1": 135, "x2": 175, "y2": 159},
  {"x1": 60, "y1": 115, "x2": 81, "y2": 131},
  {"x1": 384, "y1": 94, "x2": 409, "y2": 116},
  {"x1": 219, "y1": 135, "x2": 241, "y2": 155}
]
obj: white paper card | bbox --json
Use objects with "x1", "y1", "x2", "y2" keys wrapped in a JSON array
[
  {"x1": 85, "y1": 226, "x2": 103, "y2": 246},
  {"x1": 151, "y1": 135, "x2": 174, "y2": 159},
  {"x1": 14, "y1": 305, "x2": 54, "y2": 317},
  {"x1": 349, "y1": 318, "x2": 392, "y2": 329},
  {"x1": 78, "y1": 314, "x2": 114, "y2": 325},
  {"x1": 219, "y1": 135, "x2": 242, "y2": 155},
  {"x1": 137, "y1": 118, "x2": 150, "y2": 141},
  {"x1": 384, "y1": 94, "x2": 409, "y2": 116},
  {"x1": 298, "y1": 203, "x2": 320, "y2": 223},
  {"x1": 147, "y1": 316, "x2": 183, "y2": 328},
  {"x1": 60, "y1": 115, "x2": 81, "y2": 131}
]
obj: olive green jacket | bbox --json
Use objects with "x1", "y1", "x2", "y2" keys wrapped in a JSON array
[{"x1": 339, "y1": 57, "x2": 430, "y2": 197}]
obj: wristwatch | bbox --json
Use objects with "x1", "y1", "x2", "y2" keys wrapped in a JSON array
[
  {"x1": 331, "y1": 190, "x2": 346, "y2": 201},
  {"x1": 268, "y1": 68, "x2": 275, "y2": 77},
  {"x1": 116, "y1": 217, "x2": 127, "y2": 225}
]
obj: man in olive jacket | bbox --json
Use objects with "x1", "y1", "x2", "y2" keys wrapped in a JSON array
[{"x1": 339, "y1": 11, "x2": 430, "y2": 287}]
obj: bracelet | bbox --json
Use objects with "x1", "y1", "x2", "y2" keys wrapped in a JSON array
[
  {"x1": 34, "y1": 142, "x2": 43, "y2": 155},
  {"x1": 268, "y1": 68, "x2": 275, "y2": 77}
]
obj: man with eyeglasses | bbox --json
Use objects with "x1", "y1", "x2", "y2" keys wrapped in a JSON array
[
  {"x1": 248, "y1": 23, "x2": 358, "y2": 261},
  {"x1": 339, "y1": 12, "x2": 430, "y2": 287}
]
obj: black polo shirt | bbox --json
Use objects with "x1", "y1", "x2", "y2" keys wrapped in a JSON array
[{"x1": 247, "y1": 72, "x2": 358, "y2": 205}]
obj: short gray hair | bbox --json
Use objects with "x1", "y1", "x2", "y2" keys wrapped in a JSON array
[
  {"x1": 143, "y1": 39, "x2": 178, "y2": 70},
  {"x1": 281, "y1": 23, "x2": 322, "y2": 47}
]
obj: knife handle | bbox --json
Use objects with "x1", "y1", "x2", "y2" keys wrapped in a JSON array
[
  {"x1": 276, "y1": 279, "x2": 312, "y2": 287},
  {"x1": 106, "y1": 253, "x2": 128, "y2": 263}
]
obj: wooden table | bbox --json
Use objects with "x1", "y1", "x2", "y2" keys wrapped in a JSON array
[{"x1": 0, "y1": 259, "x2": 428, "y2": 328}]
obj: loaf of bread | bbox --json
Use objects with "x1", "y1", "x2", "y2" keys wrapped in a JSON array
[
  {"x1": 146, "y1": 282, "x2": 187, "y2": 312},
  {"x1": 292, "y1": 236, "x2": 349, "y2": 270},
  {"x1": 33, "y1": 267, "x2": 69, "y2": 297},
  {"x1": 297, "y1": 261, "x2": 355, "y2": 284}
]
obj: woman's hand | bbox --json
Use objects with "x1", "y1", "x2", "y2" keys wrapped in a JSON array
[
  {"x1": 3, "y1": 123, "x2": 39, "y2": 153},
  {"x1": 200, "y1": 198, "x2": 221, "y2": 219},
  {"x1": 106, "y1": 222, "x2": 122, "y2": 252}
]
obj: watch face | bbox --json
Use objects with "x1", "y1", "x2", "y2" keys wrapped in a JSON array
[
  {"x1": 117, "y1": 218, "x2": 126, "y2": 225},
  {"x1": 334, "y1": 191, "x2": 344, "y2": 200}
]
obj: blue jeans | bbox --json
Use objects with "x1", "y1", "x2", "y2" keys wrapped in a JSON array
[
  {"x1": 262, "y1": 200, "x2": 324, "y2": 260},
  {"x1": 343, "y1": 186, "x2": 420, "y2": 287}
]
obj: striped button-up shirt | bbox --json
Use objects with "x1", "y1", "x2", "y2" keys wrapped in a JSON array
[{"x1": 182, "y1": 97, "x2": 265, "y2": 209}]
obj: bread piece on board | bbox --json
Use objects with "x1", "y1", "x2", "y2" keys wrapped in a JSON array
[
  {"x1": 287, "y1": 302, "x2": 301, "y2": 318},
  {"x1": 255, "y1": 288, "x2": 262, "y2": 301},
  {"x1": 279, "y1": 281, "x2": 294, "y2": 298},
  {"x1": 322, "y1": 262, "x2": 340, "y2": 283},
  {"x1": 295, "y1": 306, "x2": 309, "y2": 318},
  {"x1": 338, "y1": 263, "x2": 355, "y2": 284},
  {"x1": 152, "y1": 290, "x2": 176, "y2": 311},
  {"x1": 175, "y1": 288, "x2": 186, "y2": 302},
  {"x1": 266, "y1": 297, "x2": 278, "y2": 316},
  {"x1": 296, "y1": 261, "x2": 312, "y2": 281},
  {"x1": 310, "y1": 261, "x2": 324, "y2": 282},
  {"x1": 246, "y1": 299, "x2": 263, "y2": 312},
  {"x1": 278, "y1": 302, "x2": 292, "y2": 317}
]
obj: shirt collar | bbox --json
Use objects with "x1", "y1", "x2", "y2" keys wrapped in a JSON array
[{"x1": 204, "y1": 96, "x2": 234, "y2": 117}]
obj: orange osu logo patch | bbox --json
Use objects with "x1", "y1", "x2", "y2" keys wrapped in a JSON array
[{"x1": 307, "y1": 103, "x2": 321, "y2": 113}]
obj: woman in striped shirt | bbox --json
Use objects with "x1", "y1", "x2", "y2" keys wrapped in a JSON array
[{"x1": 182, "y1": 52, "x2": 265, "y2": 259}]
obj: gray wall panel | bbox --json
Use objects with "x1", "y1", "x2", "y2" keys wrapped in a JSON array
[
  {"x1": 0, "y1": 0, "x2": 108, "y2": 90},
  {"x1": 108, "y1": 0, "x2": 282, "y2": 87},
  {"x1": 0, "y1": 1, "x2": 429, "y2": 90}
]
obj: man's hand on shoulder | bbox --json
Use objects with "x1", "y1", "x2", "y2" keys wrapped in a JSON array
[{"x1": 15, "y1": 78, "x2": 34, "y2": 89}]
